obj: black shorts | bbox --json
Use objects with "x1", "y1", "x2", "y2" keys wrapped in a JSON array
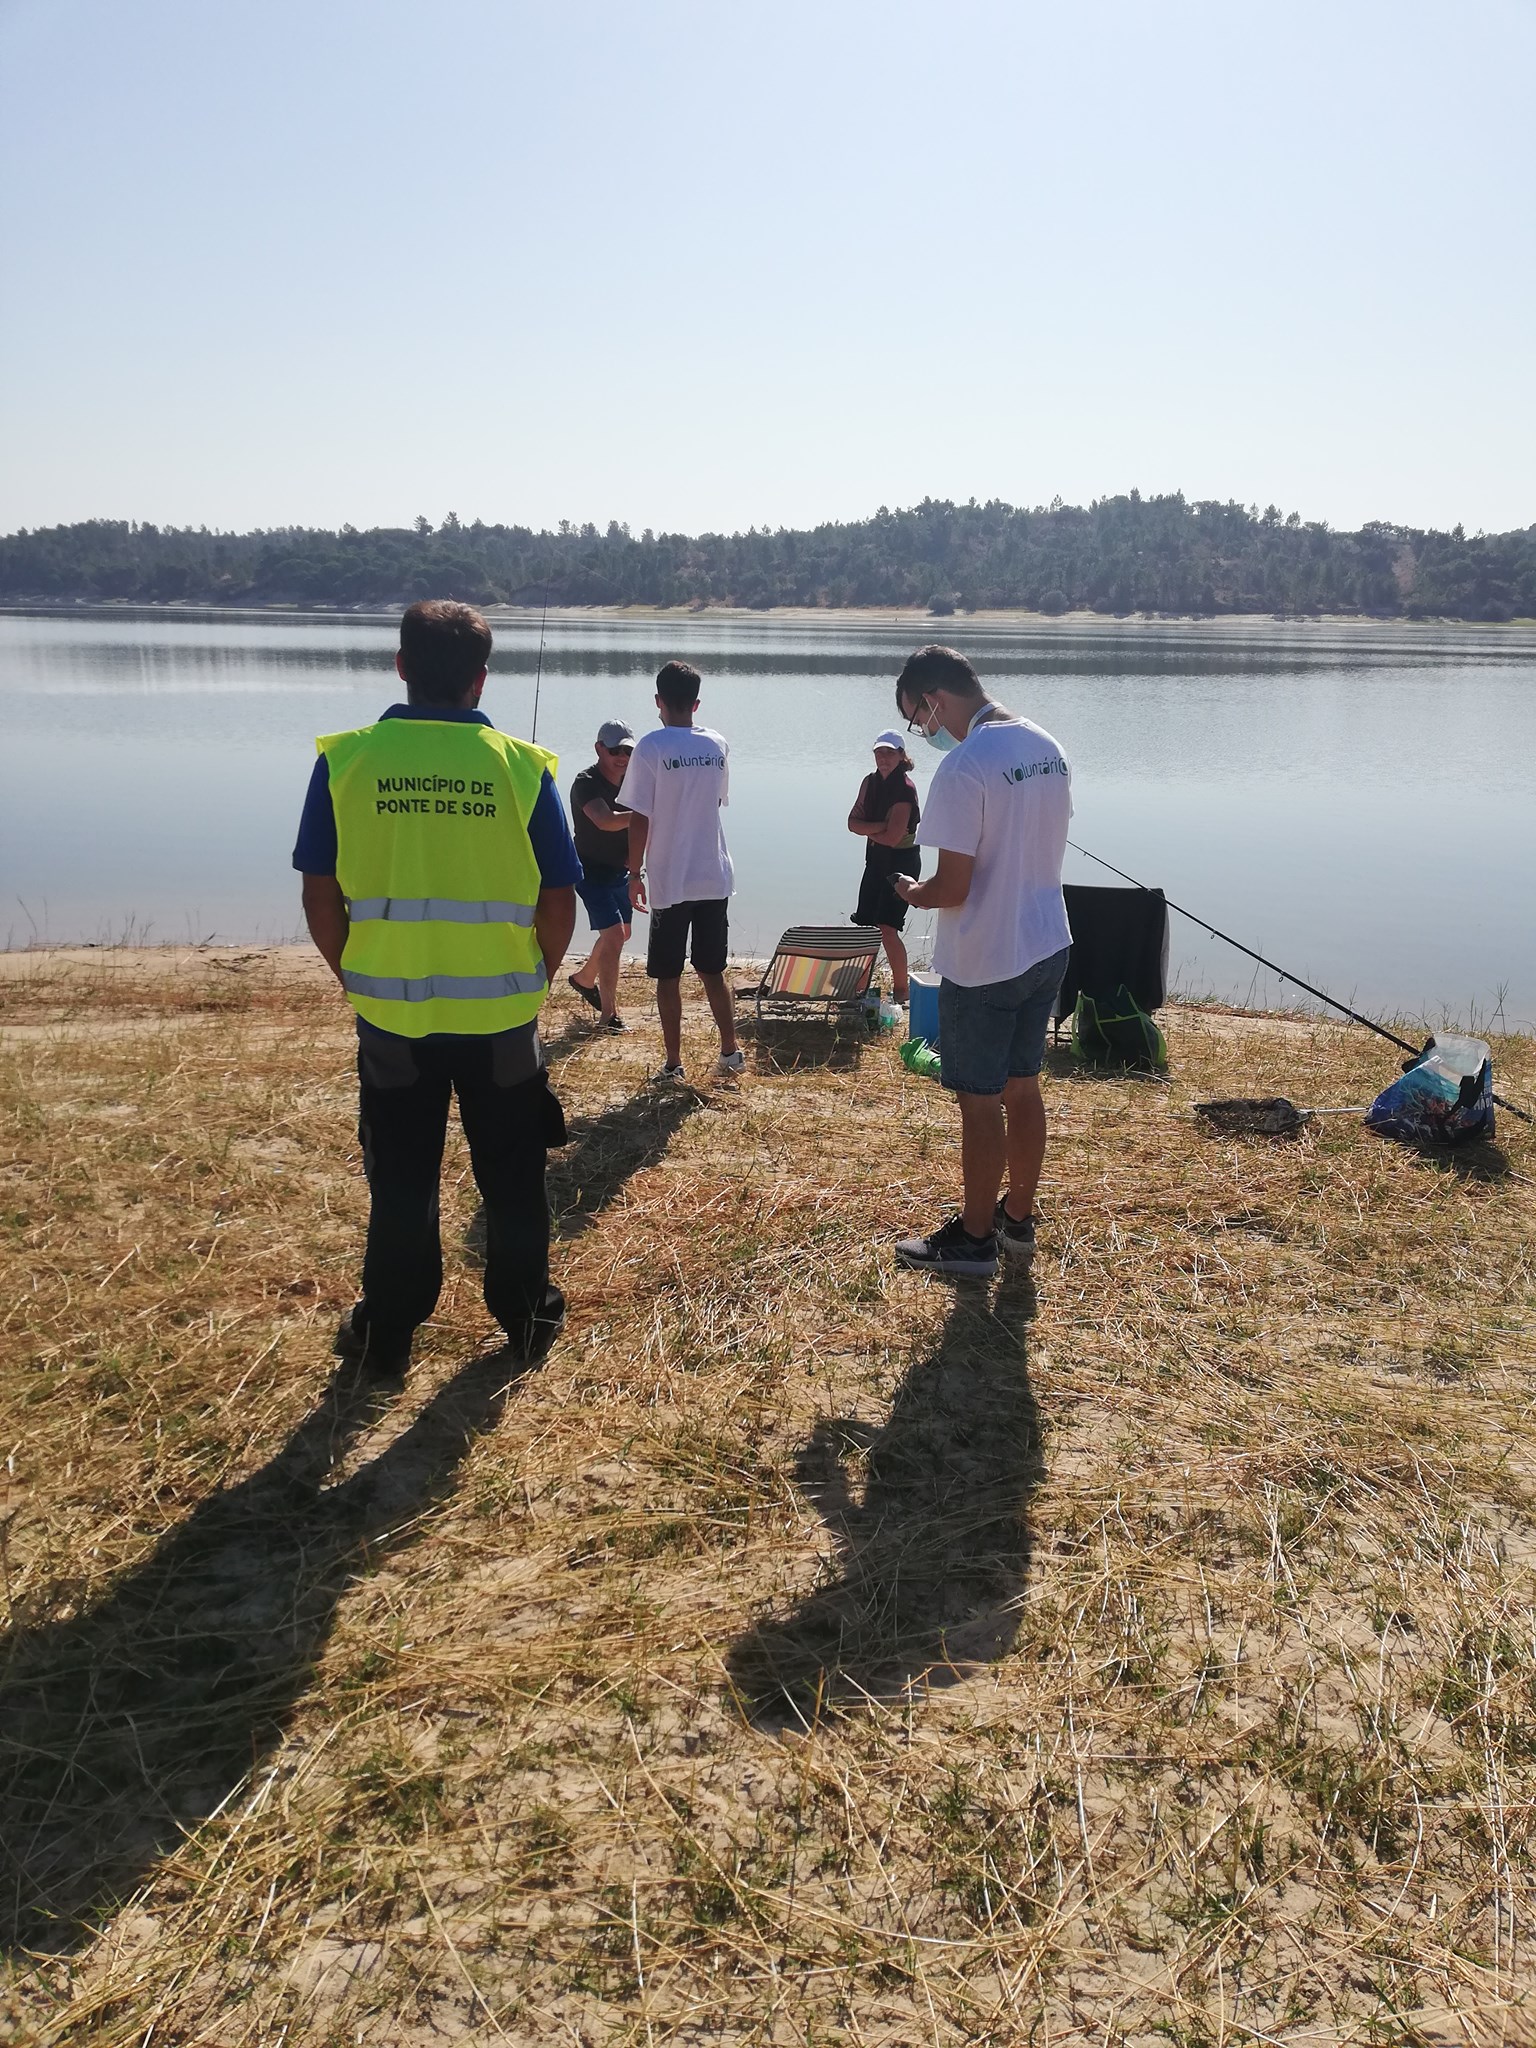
[
  {"x1": 646, "y1": 898, "x2": 730, "y2": 980},
  {"x1": 852, "y1": 847, "x2": 921, "y2": 932}
]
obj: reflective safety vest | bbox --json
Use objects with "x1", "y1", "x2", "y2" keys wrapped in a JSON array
[{"x1": 318, "y1": 717, "x2": 558, "y2": 1038}]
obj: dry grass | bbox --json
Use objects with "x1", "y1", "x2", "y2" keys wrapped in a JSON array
[{"x1": 2, "y1": 946, "x2": 1535, "y2": 2046}]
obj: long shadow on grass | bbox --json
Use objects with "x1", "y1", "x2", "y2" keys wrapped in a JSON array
[
  {"x1": 0, "y1": 1347, "x2": 539, "y2": 1957},
  {"x1": 727, "y1": 1272, "x2": 1043, "y2": 1728},
  {"x1": 466, "y1": 1085, "x2": 706, "y2": 1260},
  {"x1": 549, "y1": 1086, "x2": 707, "y2": 1238}
]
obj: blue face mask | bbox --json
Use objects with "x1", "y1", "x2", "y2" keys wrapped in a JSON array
[{"x1": 918, "y1": 704, "x2": 957, "y2": 753}]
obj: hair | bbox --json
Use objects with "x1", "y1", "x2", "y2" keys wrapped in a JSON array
[
  {"x1": 895, "y1": 643, "x2": 982, "y2": 713},
  {"x1": 398, "y1": 599, "x2": 493, "y2": 704},
  {"x1": 655, "y1": 659, "x2": 702, "y2": 711}
]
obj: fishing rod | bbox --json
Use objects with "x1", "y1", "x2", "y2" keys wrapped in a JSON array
[
  {"x1": 529, "y1": 576, "x2": 550, "y2": 745},
  {"x1": 1068, "y1": 840, "x2": 1534, "y2": 1125}
]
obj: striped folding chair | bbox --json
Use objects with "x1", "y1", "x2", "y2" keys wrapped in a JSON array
[{"x1": 753, "y1": 926, "x2": 882, "y2": 1027}]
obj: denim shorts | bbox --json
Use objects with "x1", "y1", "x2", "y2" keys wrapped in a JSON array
[
  {"x1": 938, "y1": 947, "x2": 1070, "y2": 1096},
  {"x1": 576, "y1": 874, "x2": 633, "y2": 933}
]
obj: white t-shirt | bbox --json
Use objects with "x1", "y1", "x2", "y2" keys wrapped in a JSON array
[
  {"x1": 618, "y1": 724, "x2": 734, "y2": 911},
  {"x1": 916, "y1": 709, "x2": 1072, "y2": 988}
]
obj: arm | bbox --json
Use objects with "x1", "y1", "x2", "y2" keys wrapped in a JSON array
[
  {"x1": 893, "y1": 848, "x2": 974, "y2": 910},
  {"x1": 583, "y1": 796, "x2": 632, "y2": 832},
  {"x1": 301, "y1": 874, "x2": 349, "y2": 986},
  {"x1": 627, "y1": 812, "x2": 650, "y2": 912},
  {"x1": 535, "y1": 885, "x2": 577, "y2": 983},
  {"x1": 865, "y1": 801, "x2": 912, "y2": 849}
]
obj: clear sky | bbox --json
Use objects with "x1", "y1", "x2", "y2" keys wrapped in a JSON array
[{"x1": 1, "y1": 0, "x2": 1531, "y2": 539}]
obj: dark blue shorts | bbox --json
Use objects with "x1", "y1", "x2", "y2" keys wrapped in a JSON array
[
  {"x1": 576, "y1": 874, "x2": 632, "y2": 933},
  {"x1": 938, "y1": 947, "x2": 1070, "y2": 1096}
]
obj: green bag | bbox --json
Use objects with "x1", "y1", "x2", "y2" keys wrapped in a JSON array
[{"x1": 1072, "y1": 985, "x2": 1168, "y2": 1069}]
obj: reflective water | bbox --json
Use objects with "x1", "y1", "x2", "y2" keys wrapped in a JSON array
[{"x1": 3, "y1": 608, "x2": 1534, "y2": 1029}]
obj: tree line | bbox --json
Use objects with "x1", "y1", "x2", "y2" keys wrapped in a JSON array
[{"x1": 1, "y1": 494, "x2": 1531, "y2": 620}]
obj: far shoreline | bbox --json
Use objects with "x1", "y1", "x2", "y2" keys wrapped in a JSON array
[{"x1": 3, "y1": 599, "x2": 1535, "y2": 632}]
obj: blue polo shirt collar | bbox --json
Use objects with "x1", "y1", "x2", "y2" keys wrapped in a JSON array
[{"x1": 380, "y1": 702, "x2": 492, "y2": 725}]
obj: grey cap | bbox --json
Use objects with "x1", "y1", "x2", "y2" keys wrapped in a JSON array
[{"x1": 597, "y1": 719, "x2": 635, "y2": 749}]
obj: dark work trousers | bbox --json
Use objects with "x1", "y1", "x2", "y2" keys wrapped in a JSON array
[{"x1": 354, "y1": 1022, "x2": 566, "y2": 1346}]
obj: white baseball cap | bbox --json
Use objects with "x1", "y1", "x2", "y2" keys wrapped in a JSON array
[{"x1": 872, "y1": 729, "x2": 906, "y2": 750}]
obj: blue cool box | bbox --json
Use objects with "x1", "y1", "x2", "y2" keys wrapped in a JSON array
[{"x1": 908, "y1": 972, "x2": 940, "y2": 1048}]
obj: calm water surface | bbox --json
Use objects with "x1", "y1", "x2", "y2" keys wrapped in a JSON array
[{"x1": 3, "y1": 609, "x2": 1534, "y2": 1030}]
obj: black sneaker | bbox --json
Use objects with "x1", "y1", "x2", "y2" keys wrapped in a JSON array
[
  {"x1": 333, "y1": 1307, "x2": 412, "y2": 1376},
  {"x1": 500, "y1": 1287, "x2": 566, "y2": 1365},
  {"x1": 602, "y1": 1012, "x2": 628, "y2": 1032},
  {"x1": 568, "y1": 975, "x2": 602, "y2": 1013},
  {"x1": 994, "y1": 1202, "x2": 1037, "y2": 1262},
  {"x1": 894, "y1": 1215, "x2": 999, "y2": 1278}
]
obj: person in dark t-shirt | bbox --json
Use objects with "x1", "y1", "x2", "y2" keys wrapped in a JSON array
[
  {"x1": 567, "y1": 719, "x2": 635, "y2": 1030},
  {"x1": 847, "y1": 728, "x2": 922, "y2": 1004}
]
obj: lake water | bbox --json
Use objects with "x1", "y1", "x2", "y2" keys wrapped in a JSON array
[{"x1": 3, "y1": 608, "x2": 1535, "y2": 1031}]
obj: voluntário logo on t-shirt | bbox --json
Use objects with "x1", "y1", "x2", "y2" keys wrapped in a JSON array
[
  {"x1": 662, "y1": 749, "x2": 725, "y2": 771},
  {"x1": 1003, "y1": 757, "x2": 1069, "y2": 785}
]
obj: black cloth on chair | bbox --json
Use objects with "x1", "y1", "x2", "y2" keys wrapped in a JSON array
[{"x1": 1055, "y1": 884, "x2": 1170, "y2": 1023}]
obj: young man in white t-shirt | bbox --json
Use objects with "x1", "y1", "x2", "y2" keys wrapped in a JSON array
[
  {"x1": 890, "y1": 644, "x2": 1072, "y2": 1277},
  {"x1": 619, "y1": 660, "x2": 742, "y2": 1081}
]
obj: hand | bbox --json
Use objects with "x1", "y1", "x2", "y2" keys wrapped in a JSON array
[
  {"x1": 891, "y1": 875, "x2": 917, "y2": 903},
  {"x1": 629, "y1": 873, "x2": 648, "y2": 914}
]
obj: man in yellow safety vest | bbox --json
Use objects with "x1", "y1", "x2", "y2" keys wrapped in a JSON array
[{"x1": 294, "y1": 600, "x2": 580, "y2": 1373}]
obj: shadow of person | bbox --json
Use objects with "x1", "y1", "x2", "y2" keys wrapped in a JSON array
[
  {"x1": 0, "y1": 1347, "x2": 539, "y2": 1958},
  {"x1": 746, "y1": 1020, "x2": 867, "y2": 1076},
  {"x1": 463, "y1": 1085, "x2": 705, "y2": 1262},
  {"x1": 727, "y1": 1269, "x2": 1042, "y2": 1731},
  {"x1": 536, "y1": 1010, "x2": 611, "y2": 1064},
  {"x1": 550, "y1": 1085, "x2": 708, "y2": 1242},
  {"x1": 1401, "y1": 1136, "x2": 1511, "y2": 1184}
]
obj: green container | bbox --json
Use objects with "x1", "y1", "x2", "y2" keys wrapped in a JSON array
[{"x1": 899, "y1": 1036, "x2": 942, "y2": 1080}]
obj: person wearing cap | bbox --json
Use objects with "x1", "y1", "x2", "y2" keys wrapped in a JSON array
[
  {"x1": 847, "y1": 729, "x2": 922, "y2": 1005},
  {"x1": 567, "y1": 720, "x2": 636, "y2": 1031}
]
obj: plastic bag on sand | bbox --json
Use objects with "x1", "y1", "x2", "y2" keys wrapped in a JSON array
[{"x1": 1366, "y1": 1035, "x2": 1495, "y2": 1144}]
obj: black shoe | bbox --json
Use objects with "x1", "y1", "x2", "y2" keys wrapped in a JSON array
[
  {"x1": 568, "y1": 975, "x2": 602, "y2": 1013},
  {"x1": 333, "y1": 1307, "x2": 412, "y2": 1376},
  {"x1": 994, "y1": 1201, "x2": 1037, "y2": 1263},
  {"x1": 499, "y1": 1287, "x2": 566, "y2": 1365},
  {"x1": 602, "y1": 1012, "x2": 628, "y2": 1032},
  {"x1": 894, "y1": 1215, "x2": 999, "y2": 1278}
]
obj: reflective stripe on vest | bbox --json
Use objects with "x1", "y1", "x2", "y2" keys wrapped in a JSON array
[
  {"x1": 342, "y1": 966, "x2": 548, "y2": 1003},
  {"x1": 317, "y1": 718, "x2": 558, "y2": 1037},
  {"x1": 348, "y1": 896, "x2": 537, "y2": 927}
]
